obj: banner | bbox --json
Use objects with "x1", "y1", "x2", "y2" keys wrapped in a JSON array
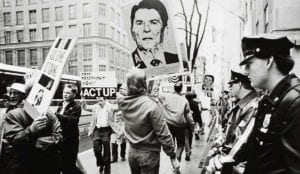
[
  {"x1": 81, "y1": 72, "x2": 117, "y2": 99},
  {"x1": 121, "y1": 0, "x2": 182, "y2": 76},
  {"x1": 24, "y1": 36, "x2": 77, "y2": 119}
]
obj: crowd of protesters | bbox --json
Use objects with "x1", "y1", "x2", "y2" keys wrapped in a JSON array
[{"x1": 1, "y1": 33, "x2": 300, "y2": 174}]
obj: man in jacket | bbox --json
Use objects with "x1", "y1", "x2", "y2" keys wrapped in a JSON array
[
  {"x1": 117, "y1": 68, "x2": 179, "y2": 174},
  {"x1": 238, "y1": 35, "x2": 300, "y2": 174},
  {"x1": 207, "y1": 70, "x2": 258, "y2": 174},
  {"x1": 2, "y1": 82, "x2": 63, "y2": 174},
  {"x1": 55, "y1": 84, "x2": 82, "y2": 174},
  {"x1": 159, "y1": 82, "x2": 194, "y2": 161}
]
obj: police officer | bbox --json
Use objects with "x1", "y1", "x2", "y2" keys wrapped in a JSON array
[
  {"x1": 238, "y1": 34, "x2": 300, "y2": 174},
  {"x1": 206, "y1": 70, "x2": 258, "y2": 174}
]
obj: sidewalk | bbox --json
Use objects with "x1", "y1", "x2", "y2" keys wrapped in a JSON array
[{"x1": 78, "y1": 112, "x2": 212, "y2": 174}]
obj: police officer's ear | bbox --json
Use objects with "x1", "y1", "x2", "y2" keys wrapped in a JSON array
[{"x1": 266, "y1": 56, "x2": 274, "y2": 70}]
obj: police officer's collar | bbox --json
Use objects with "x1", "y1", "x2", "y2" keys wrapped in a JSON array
[
  {"x1": 266, "y1": 74, "x2": 298, "y2": 105},
  {"x1": 236, "y1": 90, "x2": 258, "y2": 108}
]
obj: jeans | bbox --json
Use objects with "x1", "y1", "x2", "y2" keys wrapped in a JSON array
[
  {"x1": 128, "y1": 147, "x2": 160, "y2": 174},
  {"x1": 167, "y1": 124, "x2": 185, "y2": 160}
]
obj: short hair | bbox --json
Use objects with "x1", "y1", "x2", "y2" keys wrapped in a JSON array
[
  {"x1": 130, "y1": 0, "x2": 168, "y2": 32},
  {"x1": 204, "y1": 75, "x2": 214, "y2": 83},
  {"x1": 174, "y1": 82, "x2": 183, "y2": 93},
  {"x1": 273, "y1": 55, "x2": 295, "y2": 75},
  {"x1": 126, "y1": 68, "x2": 147, "y2": 96},
  {"x1": 64, "y1": 84, "x2": 78, "y2": 94}
]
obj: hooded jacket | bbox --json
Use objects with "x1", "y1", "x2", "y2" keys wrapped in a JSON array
[{"x1": 118, "y1": 95, "x2": 176, "y2": 159}]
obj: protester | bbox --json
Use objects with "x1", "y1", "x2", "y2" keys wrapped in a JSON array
[
  {"x1": 1, "y1": 82, "x2": 63, "y2": 174},
  {"x1": 55, "y1": 84, "x2": 82, "y2": 174},
  {"x1": 186, "y1": 92, "x2": 202, "y2": 141},
  {"x1": 82, "y1": 96, "x2": 115, "y2": 174},
  {"x1": 159, "y1": 82, "x2": 194, "y2": 161},
  {"x1": 117, "y1": 68, "x2": 180, "y2": 174}
]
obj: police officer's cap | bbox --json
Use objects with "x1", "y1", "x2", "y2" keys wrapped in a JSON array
[
  {"x1": 239, "y1": 34, "x2": 295, "y2": 66},
  {"x1": 228, "y1": 70, "x2": 250, "y2": 85}
]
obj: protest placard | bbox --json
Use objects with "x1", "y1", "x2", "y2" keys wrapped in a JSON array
[
  {"x1": 24, "y1": 36, "x2": 77, "y2": 119},
  {"x1": 81, "y1": 71, "x2": 117, "y2": 99}
]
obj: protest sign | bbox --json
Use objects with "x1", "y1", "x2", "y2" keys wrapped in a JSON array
[
  {"x1": 24, "y1": 36, "x2": 77, "y2": 119},
  {"x1": 81, "y1": 71, "x2": 117, "y2": 99}
]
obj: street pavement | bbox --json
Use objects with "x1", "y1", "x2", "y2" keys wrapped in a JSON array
[{"x1": 78, "y1": 111, "x2": 212, "y2": 174}]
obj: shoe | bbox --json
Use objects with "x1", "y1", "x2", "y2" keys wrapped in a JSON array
[
  {"x1": 111, "y1": 159, "x2": 117, "y2": 163},
  {"x1": 185, "y1": 156, "x2": 191, "y2": 161},
  {"x1": 121, "y1": 157, "x2": 125, "y2": 161},
  {"x1": 195, "y1": 133, "x2": 200, "y2": 140},
  {"x1": 99, "y1": 166, "x2": 104, "y2": 173}
]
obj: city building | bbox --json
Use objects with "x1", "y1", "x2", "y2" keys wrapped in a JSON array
[
  {"x1": 0, "y1": 0, "x2": 132, "y2": 83},
  {"x1": 242, "y1": 0, "x2": 300, "y2": 76}
]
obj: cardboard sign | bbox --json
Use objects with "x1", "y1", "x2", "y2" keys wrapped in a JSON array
[
  {"x1": 121, "y1": 0, "x2": 183, "y2": 76},
  {"x1": 81, "y1": 72, "x2": 117, "y2": 99},
  {"x1": 24, "y1": 36, "x2": 77, "y2": 119},
  {"x1": 147, "y1": 72, "x2": 192, "y2": 95}
]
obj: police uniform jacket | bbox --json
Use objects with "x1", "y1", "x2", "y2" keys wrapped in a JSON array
[{"x1": 243, "y1": 74, "x2": 300, "y2": 174}]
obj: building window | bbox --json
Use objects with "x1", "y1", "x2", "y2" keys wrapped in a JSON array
[
  {"x1": 99, "y1": 65, "x2": 106, "y2": 71},
  {"x1": 83, "y1": 3, "x2": 91, "y2": 18},
  {"x1": 4, "y1": 13, "x2": 11, "y2": 26},
  {"x1": 16, "y1": 0, "x2": 23, "y2": 6},
  {"x1": 256, "y1": 21, "x2": 259, "y2": 34},
  {"x1": 69, "y1": 66, "x2": 78, "y2": 75},
  {"x1": 245, "y1": 2, "x2": 248, "y2": 22},
  {"x1": 111, "y1": 27, "x2": 115, "y2": 40},
  {"x1": 42, "y1": 8, "x2": 49, "y2": 22},
  {"x1": 69, "y1": 46, "x2": 78, "y2": 62},
  {"x1": 110, "y1": 8, "x2": 115, "y2": 22},
  {"x1": 69, "y1": 24, "x2": 77, "y2": 33},
  {"x1": 3, "y1": 0, "x2": 11, "y2": 6},
  {"x1": 42, "y1": 28, "x2": 49, "y2": 40},
  {"x1": 55, "y1": 26, "x2": 63, "y2": 37},
  {"x1": 99, "y1": 3, "x2": 106, "y2": 16},
  {"x1": 29, "y1": 10, "x2": 36, "y2": 24},
  {"x1": 55, "y1": 6, "x2": 63, "y2": 21},
  {"x1": 29, "y1": 29, "x2": 36, "y2": 41},
  {"x1": 117, "y1": 31, "x2": 120, "y2": 42},
  {"x1": 16, "y1": 30, "x2": 24, "y2": 42},
  {"x1": 16, "y1": 11, "x2": 24, "y2": 25},
  {"x1": 28, "y1": 0, "x2": 36, "y2": 4},
  {"x1": 116, "y1": 50, "x2": 120, "y2": 66},
  {"x1": 99, "y1": 23, "x2": 106, "y2": 37},
  {"x1": 117, "y1": 12, "x2": 120, "y2": 26},
  {"x1": 30, "y1": 49, "x2": 37, "y2": 66},
  {"x1": 17, "y1": 50, "x2": 25, "y2": 66},
  {"x1": 84, "y1": 65, "x2": 92, "y2": 72},
  {"x1": 109, "y1": 66, "x2": 114, "y2": 71},
  {"x1": 109, "y1": 47, "x2": 114, "y2": 63},
  {"x1": 83, "y1": 23, "x2": 91, "y2": 37},
  {"x1": 122, "y1": 34, "x2": 126, "y2": 45},
  {"x1": 5, "y1": 51, "x2": 13, "y2": 65},
  {"x1": 83, "y1": 44, "x2": 92, "y2": 61},
  {"x1": 4, "y1": 31, "x2": 11, "y2": 44},
  {"x1": 69, "y1": 5, "x2": 76, "y2": 19},
  {"x1": 99, "y1": 44, "x2": 105, "y2": 58},
  {"x1": 42, "y1": 47, "x2": 50, "y2": 61},
  {"x1": 264, "y1": 4, "x2": 269, "y2": 33}
]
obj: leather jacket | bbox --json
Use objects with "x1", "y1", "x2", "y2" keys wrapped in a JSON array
[{"x1": 243, "y1": 74, "x2": 300, "y2": 174}]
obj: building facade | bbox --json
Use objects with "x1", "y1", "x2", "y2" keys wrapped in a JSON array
[
  {"x1": 242, "y1": 0, "x2": 300, "y2": 76},
  {"x1": 0, "y1": 0, "x2": 132, "y2": 83}
]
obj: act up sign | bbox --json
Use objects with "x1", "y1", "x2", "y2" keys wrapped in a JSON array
[{"x1": 81, "y1": 71, "x2": 117, "y2": 99}]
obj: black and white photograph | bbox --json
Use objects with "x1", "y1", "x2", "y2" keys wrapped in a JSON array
[{"x1": 1, "y1": 0, "x2": 300, "y2": 174}]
